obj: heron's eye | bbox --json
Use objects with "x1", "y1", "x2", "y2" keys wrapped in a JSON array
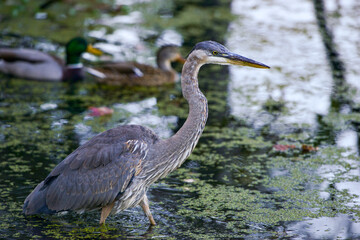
[{"x1": 212, "y1": 51, "x2": 218, "y2": 55}]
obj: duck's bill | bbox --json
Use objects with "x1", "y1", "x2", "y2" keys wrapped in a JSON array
[
  {"x1": 86, "y1": 44, "x2": 103, "y2": 56},
  {"x1": 225, "y1": 53, "x2": 270, "y2": 69},
  {"x1": 176, "y1": 54, "x2": 186, "y2": 64}
]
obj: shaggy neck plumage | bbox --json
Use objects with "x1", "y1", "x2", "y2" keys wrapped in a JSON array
[{"x1": 145, "y1": 51, "x2": 208, "y2": 183}]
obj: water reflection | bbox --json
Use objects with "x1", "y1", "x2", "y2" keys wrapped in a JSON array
[
  {"x1": 156, "y1": 29, "x2": 183, "y2": 47},
  {"x1": 227, "y1": 0, "x2": 360, "y2": 239},
  {"x1": 89, "y1": 2, "x2": 183, "y2": 75},
  {"x1": 75, "y1": 97, "x2": 177, "y2": 145},
  {"x1": 337, "y1": 129, "x2": 358, "y2": 154},
  {"x1": 228, "y1": 0, "x2": 331, "y2": 127},
  {"x1": 289, "y1": 215, "x2": 360, "y2": 239},
  {"x1": 324, "y1": 0, "x2": 360, "y2": 103}
]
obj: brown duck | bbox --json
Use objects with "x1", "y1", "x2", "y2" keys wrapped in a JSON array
[{"x1": 92, "y1": 45, "x2": 185, "y2": 86}]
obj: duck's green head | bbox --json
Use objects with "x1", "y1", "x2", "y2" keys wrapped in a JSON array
[{"x1": 65, "y1": 37, "x2": 102, "y2": 65}]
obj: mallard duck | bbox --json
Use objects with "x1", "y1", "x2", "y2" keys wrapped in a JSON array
[
  {"x1": 0, "y1": 37, "x2": 102, "y2": 82},
  {"x1": 92, "y1": 45, "x2": 185, "y2": 86}
]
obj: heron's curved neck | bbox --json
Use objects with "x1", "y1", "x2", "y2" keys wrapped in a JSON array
[
  {"x1": 163, "y1": 52, "x2": 208, "y2": 167},
  {"x1": 142, "y1": 52, "x2": 208, "y2": 183}
]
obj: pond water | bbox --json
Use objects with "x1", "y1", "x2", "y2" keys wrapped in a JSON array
[{"x1": 1, "y1": 0, "x2": 360, "y2": 239}]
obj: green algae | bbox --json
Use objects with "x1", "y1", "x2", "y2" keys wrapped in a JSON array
[
  {"x1": 171, "y1": 146, "x2": 360, "y2": 238},
  {"x1": 0, "y1": 0, "x2": 115, "y2": 43},
  {"x1": 158, "y1": 121, "x2": 360, "y2": 238}
]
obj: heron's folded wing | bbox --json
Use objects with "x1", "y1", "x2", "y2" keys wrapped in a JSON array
[{"x1": 43, "y1": 137, "x2": 148, "y2": 212}]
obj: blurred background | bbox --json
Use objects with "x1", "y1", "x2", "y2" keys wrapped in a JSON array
[{"x1": 0, "y1": 0, "x2": 360, "y2": 239}]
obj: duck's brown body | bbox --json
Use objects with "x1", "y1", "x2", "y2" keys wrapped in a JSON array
[
  {"x1": 94, "y1": 61, "x2": 177, "y2": 86},
  {"x1": 93, "y1": 45, "x2": 185, "y2": 86}
]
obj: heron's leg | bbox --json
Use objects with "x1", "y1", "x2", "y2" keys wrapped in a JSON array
[
  {"x1": 100, "y1": 201, "x2": 115, "y2": 225},
  {"x1": 139, "y1": 195, "x2": 156, "y2": 225}
]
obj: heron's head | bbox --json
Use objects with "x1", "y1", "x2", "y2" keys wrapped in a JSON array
[{"x1": 188, "y1": 41, "x2": 270, "y2": 69}]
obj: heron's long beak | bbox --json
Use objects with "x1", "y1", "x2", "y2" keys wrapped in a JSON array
[
  {"x1": 224, "y1": 52, "x2": 270, "y2": 69},
  {"x1": 86, "y1": 44, "x2": 103, "y2": 56}
]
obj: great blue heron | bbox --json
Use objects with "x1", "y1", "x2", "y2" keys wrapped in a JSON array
[
  {"x1": 0, "y1": 37, "x2": 102, "y2": 82},
  {"x1": 92, "y1": 45, "x2": 186, "y2": 86},
  {"x1": 23, "y1": 41, "x2": 269, "y2": 225}
]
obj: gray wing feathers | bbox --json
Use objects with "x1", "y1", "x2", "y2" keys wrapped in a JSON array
[
  {"x1": 24, "y1": 125, "x2": 159, "y2": 214},
  {"x1": 45, "y1": 144, "x2": 144, "y2": 211}
]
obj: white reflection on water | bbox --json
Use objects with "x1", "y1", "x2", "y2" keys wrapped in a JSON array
[
  {"x1": 299, "y1": 129, "x2": 360, "y2": 239},
  {"x1": 334, "y1": 129, "x2": 360, "y2": 205},
  {"x1": 40, "y1": 103, "x2": 57, "y2": 111},
  {"x1": 114, "y1": 98, "x2": 178, "y2": 139},
  {"x1": 89, "y1": 26, "x2": 148, "y2": 63},
  {"x1": 325, "y1": 0, "x2": 360, "y2": 102},
  {"x1": 228, "y1": 0, "x2": 332, "y2": 128},
  {"x1": 156, "y1": 29, "x2": 183, "y2": 47},
  {"x1": 98, "y1": 11, "x2": 143, "y2": 25},
  {"x1": 88, "y1": 6, "x2": 183, "y2": 70},
  {"x1": 115, "y1": 0, "x2": 152, "y2": 5},
  {"x1": 75, "y1": 98, "x2": 177, "y2": 145},
  {"x1": 336, "y1": 129, "x2": 358, "y2": 154},
  {"x1": 288, "y1": 215, "x2": 360, "y2": 239},
  {"x1": 228, "y1": 0, "x2": 360, "y2": 238}
]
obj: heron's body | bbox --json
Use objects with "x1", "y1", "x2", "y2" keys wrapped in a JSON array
[
  {"x1": 93, "y1": 45, "x2": 185, "y2": 86},
  {"x1": 23, "y1": 41, "x2": 269, "y2": 225},
  {"x1": 0, "y1": 37, "x2": 101, "y2": 82}
]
